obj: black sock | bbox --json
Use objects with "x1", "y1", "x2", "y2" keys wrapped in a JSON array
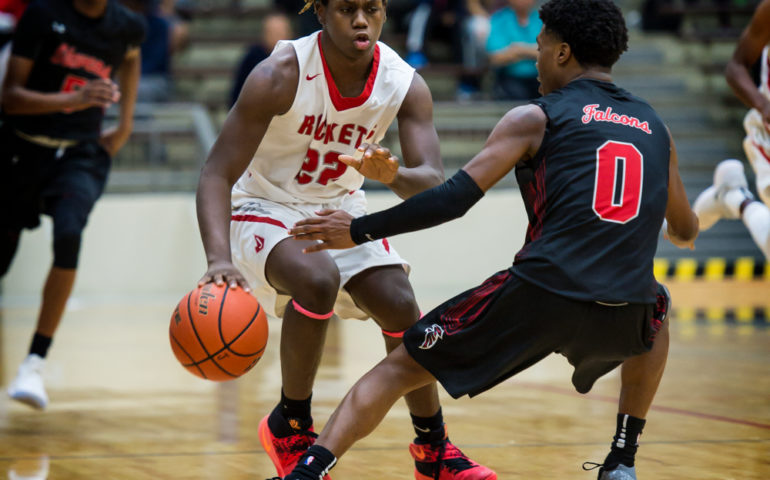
[
  {"x1": 281, "y1": 389, "x2": 312, "y2": 421},
  {"x1": 603, "y1": 413, "x2": 646, "y2": 469},
  {"x1": 267, "y1": 391, "x2": 313, "y2": 437},
  {"x1": 411, "y1": 408, "x2": 445, "y2": 444},
  {"x1": 29, "y1": 333, "x2": 52, "y2": 358},
  {"x1": 284, "y1": 445, "x2": 337, "y2": 480}
]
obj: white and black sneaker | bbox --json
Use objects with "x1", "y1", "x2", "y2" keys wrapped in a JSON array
[{"x1": 7, "y1": 354, "x2": 48, "y2": 410}]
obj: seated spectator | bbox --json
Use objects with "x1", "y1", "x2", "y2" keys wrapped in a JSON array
[
  {"x1": 457, "y1": 0, "x2": 495, "y2": 100},
  {"x1": 0, "y1": 0, "x2": 28, "y2": 91},
  {"x1": 485, "y1": 0, "x2": 541, "y2": 100},
  {"x1": 273, "y1": 0, "x2": 318, "y2": 37},
  {"x1": 229, "y1": 11, "x2": 292, "y2": 107},
  {"x1": 123, "y1": 0, "x2": 190, "y2": 103}
]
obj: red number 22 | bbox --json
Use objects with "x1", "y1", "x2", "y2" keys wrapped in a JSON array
[{"x1": 296, "y1": 148, "x2": 348, "y2": 186}]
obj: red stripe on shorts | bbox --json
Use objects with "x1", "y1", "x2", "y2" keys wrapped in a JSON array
[
  {"x1": 439, "y1": 270, "x2": 511, "y2": 335},
  {"x1": 231, "y1": 214, "x2": 287, "y2": 229}
]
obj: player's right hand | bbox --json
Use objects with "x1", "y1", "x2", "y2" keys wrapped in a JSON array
[
  {"x1": 71, "y1": 79, "x2": 121, "y2": 111},
  {"x1": 198, "y1": 261, "x2": 251, "y2": 292},
  {"x1": 339, "y1": 143, "x2": 400, "y2": 185}
]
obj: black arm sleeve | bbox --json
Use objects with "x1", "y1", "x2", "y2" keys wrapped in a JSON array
[{"x1": 350, "y1": 169, "x2": 485, "y2": 244}]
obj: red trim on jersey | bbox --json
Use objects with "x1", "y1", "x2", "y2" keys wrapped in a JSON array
[
  {"x1": 439, "y1": 270, "x2": 511, "y2": 335},
  {"x1": 317, "y1": 32, "x2": 380, "y2": 111},
  {"x1": 231, "y1": 214, "x2": 287, "y2": 229},
  {"x1": 754, "y1": 141, "x2": 770, "y2": 164}
]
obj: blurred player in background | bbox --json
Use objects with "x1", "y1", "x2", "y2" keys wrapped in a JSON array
[
  {"x1": 1, "y1": 0, "x2": 145, "y2": 409},
  {"x1": 693, "y1": 0, "x2": 770, "y2": 260},
  {"x1": 286, "y1": 0, "x2": 699, "y2": 478},
  {"x1": 196, "y1": 0, "x2": 495, "y2": 478}
]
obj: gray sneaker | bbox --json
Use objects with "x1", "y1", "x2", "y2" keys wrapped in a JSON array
[
  {"x1": 584, "y1": 462, "x2": 637, "y2": 480},
  {"x1": 599, "y1": 464, "x2": 637, "y2": 480}
]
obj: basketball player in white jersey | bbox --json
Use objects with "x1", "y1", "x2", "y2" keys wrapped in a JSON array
[
  {"x1": 195, "y1": 1, "x2": 496, "y2": 479},
  {"x1": 693, "y1": 0, "x2": 770, "y2": 260}
]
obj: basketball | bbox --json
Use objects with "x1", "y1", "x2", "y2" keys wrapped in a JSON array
[{"x1": 169, "y1": 283, "x2": 268, "y2": 381}]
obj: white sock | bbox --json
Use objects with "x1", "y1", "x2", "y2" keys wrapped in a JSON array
[
  {"x1": 742, "y1": 201, "x2": 770, "y2": 260},
  {"x1": 724, "y1": 188, "x2": 749, "y2": 217}
]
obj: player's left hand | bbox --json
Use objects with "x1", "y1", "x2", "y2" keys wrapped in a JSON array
[
  {"x1": 290, "y1": 210, "x2": 356, "y2": 253},
  {"x1": 99, "y1": 125, "x2": 131, "y2": 157},
  {"x1": 338, "y1": 143, "x2": 400, "y2": 185}
]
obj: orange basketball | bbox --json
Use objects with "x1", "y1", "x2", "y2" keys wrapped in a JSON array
[{"x1": 169, "y1": 283, "x2": 268, "y2": 381}]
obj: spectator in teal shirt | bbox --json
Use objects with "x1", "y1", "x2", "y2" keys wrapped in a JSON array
[{"x1": 485, "y1": 0, "x2": 541, "y2": 100}]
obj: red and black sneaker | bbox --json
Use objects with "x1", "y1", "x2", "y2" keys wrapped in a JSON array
[
  {"x1": 409, "y1": 439, "x2": 497, "y2": 480},
  {"x1": 258, "y1": 412, "x2": 331, "y2": 479}
]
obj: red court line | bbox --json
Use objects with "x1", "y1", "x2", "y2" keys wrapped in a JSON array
[{"x1": 516, "y1": 381, "x2": 770, "y2": 430}]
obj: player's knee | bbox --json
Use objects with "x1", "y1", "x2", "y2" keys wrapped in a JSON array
[
  {"x1": 53, "y1": 233, "x2": 82, "y2": 269},
  {"x1": 756, "y1": 180, "x2": 770, "y2": 207},
  {"x1": 290, "y1": 269, "x2": 340, "y2": 313},
  {"x1": 377, "y1": 290, "x2": 420, "y2": 331}
]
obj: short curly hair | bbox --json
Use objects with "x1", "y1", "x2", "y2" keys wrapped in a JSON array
[
  {"x1": 301, "y1": 0, "x2": 388, "y2": 14},
  {"x1": 538, "y1": 0, "x2": 628, "y2": 68}
]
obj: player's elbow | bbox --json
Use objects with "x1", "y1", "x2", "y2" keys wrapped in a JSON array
[
  {"x1": 670, "y1": 213, "x2": 699, "y2": 243},
  {"x1": 1, "y1": 89, "x2": 23, "y2": 115}
]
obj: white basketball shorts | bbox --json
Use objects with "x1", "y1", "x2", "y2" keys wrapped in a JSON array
[{"x1": 230, "y1": 190, "x2": 409, "y2": 320}]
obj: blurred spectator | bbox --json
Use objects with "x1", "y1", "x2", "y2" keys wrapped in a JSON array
[
  {"x1": 123, "y1": 0, "x2": 190, "y2": 102},
  {"x1": 229, "y1": 11, "x2": 292, "y2": 107},
  {"x1": 273, "y1": 0, "x2": 318, "y2": 37},
  {"x1": 486, "y1": 0, "x2": 541, "y2": 100},
  {"x1": 0, "y1": 0, "x2": 28, "y2": 93},
  {"x1": 457, "y1": 0, "x2": 495, "y2": 100}
]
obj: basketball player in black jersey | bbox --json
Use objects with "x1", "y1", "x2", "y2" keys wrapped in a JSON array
[
  {"x1": 285, "y1": 0, "x2": 699, "y2": 478},
  {"x1": 1, "y1": 0, "x2": 145, "y2": 410}
]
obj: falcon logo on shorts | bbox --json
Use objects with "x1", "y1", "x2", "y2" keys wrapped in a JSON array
[
  {"x1": 418, "y1": 324, "x2": 445, "y2": 350},
  {"x1": 254, "y1": 235, "x2": 265, "y2": 253}
]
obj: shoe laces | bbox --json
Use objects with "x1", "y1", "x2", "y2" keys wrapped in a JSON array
[
  {"x1": 274, "y1": 428, "x2": 319, "y2": 460},
  {"x1": 428, "y1": 441, "x2": 476, "y2": 479}
]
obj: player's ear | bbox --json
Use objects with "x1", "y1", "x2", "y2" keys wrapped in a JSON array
[
  {"x1": 556, "y1": 42, "x2": 571, "y2": 66},
  {"x1": 315, "y1": 0, "x2": 326, "y2": 25}
]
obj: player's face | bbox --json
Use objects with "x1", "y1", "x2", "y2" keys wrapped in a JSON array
[
  {"x1": 535, "y1": 27, "x2": 561, "y2": 95},
  {"x1": 317, "y1": 0, "x2": 386, "y2": 58}
]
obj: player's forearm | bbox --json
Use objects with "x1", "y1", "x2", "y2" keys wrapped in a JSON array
[
  {"x1": 1, "y1": 87, "x2": 79, "y2": 115},
  {"x1": 726, "y1": 60, "x2": 770, "y2": 113},
  {"x1": 115, "y1": 55, "x2": 141, "y2": 137},
  {"x1": 387, "y1": 163, "x2": 445, "y2": 199},
  {"x1": 196, "y1": 168, "x2": 235, "y2": 265},
  {"x1": 352, "y1": 169, "x2": 484, "y2": 243}
]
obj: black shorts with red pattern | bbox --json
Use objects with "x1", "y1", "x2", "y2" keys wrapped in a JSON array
[{"x1": 403, "y1": 268, "x2": 668, "y2": 398}]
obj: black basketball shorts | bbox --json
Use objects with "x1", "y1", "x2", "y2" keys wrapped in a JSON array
[
  {"x1": 1, "y1": 126, "x2": 111, "y2": 232},
  {"x1": 403, "y1": 269, "x2": 667, "y2": 398}
]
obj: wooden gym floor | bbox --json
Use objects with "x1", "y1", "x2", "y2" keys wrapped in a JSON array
[{"x1": 1, "y1": 192, "x2": 768, "y2": 479}]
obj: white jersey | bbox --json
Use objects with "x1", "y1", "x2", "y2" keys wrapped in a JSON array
[{"x1": 232, "y1": 32, "x2": 415, "y2": 206}]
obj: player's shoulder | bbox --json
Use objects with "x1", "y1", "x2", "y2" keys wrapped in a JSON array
[
  {"x1": 18, "y1": 0, "x2": 53, "y2": 22},
  {"x1": 376, "y1": 41, "x2": 415, "y2": 76},
  {"x1": 239, "y1": 41, "x2": 299, "y2": 110},
  {"x1": 107, "y1": 1, "x2": 147, "y2": 42}
]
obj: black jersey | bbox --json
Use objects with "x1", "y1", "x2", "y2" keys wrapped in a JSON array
[
  {"x1": 512, "y1": 79, "x2": 669, "y2": 304},
  {"x1": 5, "y1": 0, "x2": 145, "y2": 140}
]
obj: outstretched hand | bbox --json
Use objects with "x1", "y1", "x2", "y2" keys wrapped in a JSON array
[
  {"x1": 198, "y1": 261, "x2": 251, "y2": 291},
  {"x1": 290, "y1": 210, "x2": 356, "y2": 253},
  {"x1": 338, "y1": 143, "x2": 400, "y2": 185}
]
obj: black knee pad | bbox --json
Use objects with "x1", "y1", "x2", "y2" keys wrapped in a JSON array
[{"x1": 53, "y1": 233, "x2": 82, "y2": 269}]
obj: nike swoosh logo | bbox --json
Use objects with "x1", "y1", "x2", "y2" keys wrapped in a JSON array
[
  {"x1": 414, "y1": 425, "x2": 432, "y2": 433},
  {"x1": 306, "y1": 73, "x2": 321, "y2": 80}
]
